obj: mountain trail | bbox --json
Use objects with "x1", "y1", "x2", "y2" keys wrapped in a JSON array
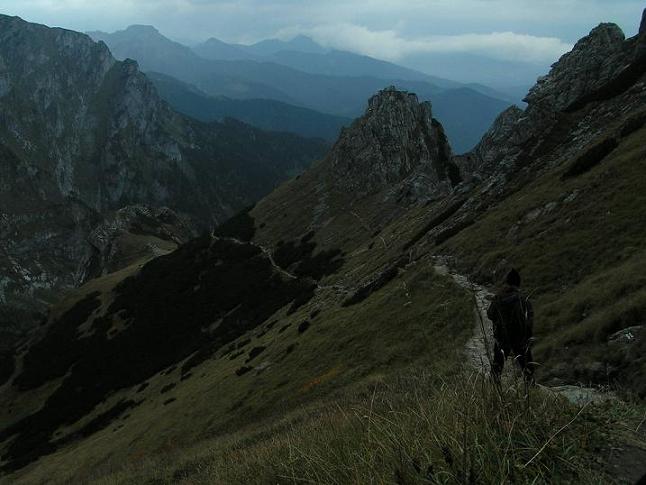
[
  {"x1": 215, "y1": 235, "x2": 352, "y2": 295},
  {"x1": 433, "y1": 259, "x2": 494, "y2": 375},
  {"x1": 431, "y1": 256, "x2": 614, "y2": 407}
]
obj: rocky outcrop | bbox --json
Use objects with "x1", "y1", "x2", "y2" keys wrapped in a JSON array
[
  {"x1": 466, "y1": 20, "x2": 646, "y2": 178},
  {"x1": 525, "y1": 24, "x2": 626, "y2": 114},
  {"x1": 327, "y1": 86, "x2": 458, "y2": 198},
  {"x1": 85, "y1": 205, "x2": 198, "y2": 279},
  {"x1": 456, "y1": 106, "x2": 526, "y2": 178},
  {"x1": 640, "y1": 8, "x2": 646, "y2": 36}
]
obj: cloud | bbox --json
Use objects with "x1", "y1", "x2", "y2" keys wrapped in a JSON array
[
  {"x1": 1, "y1": 0, "x2": 640, "y2": 62},
  {"x1": 277, "y1": 23, "x2": 573, "y2": 64}
]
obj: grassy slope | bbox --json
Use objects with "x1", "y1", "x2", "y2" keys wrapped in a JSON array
[
  {"x1": 8, "y1": 119, "x2": 646, "y2": 483},
  {"x1": 4, "y1": 251, "x2": 474, "y2": 482},
  {"x1": 14, "y1": 258, "x2": 641, "y2": 484},
  {"x1": 441, "y1": 125, "x2": 646, "y2": 396},
  {"x1": 91, "y1": 373, "x2": 643, "y2": 485}
]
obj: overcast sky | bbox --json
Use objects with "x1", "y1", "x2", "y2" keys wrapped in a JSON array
[{"x1": 2, "y1": 0, "x2": 644, "y2": 67}]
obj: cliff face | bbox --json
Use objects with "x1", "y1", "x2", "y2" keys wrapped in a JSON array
[{"x1": 0, "y1": 15, "x2": 327, "y2": 331}]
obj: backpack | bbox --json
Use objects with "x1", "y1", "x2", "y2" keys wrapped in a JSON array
[{"x1": 488, "y1": 289, "x2": 533, "y2": 350}]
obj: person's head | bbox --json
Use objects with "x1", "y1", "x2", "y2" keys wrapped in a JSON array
[{"x1": 506, "y1": 268, "x2": 521, "y2": 288}]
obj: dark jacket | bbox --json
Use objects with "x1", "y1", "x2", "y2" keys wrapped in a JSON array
[{"x1": 487, "y1": 285, "x2": 533, "y2": 351}]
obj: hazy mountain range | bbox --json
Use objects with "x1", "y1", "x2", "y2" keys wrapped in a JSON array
[{"x1": 89, "y1": 25, "x2": 516, "y2": 152}]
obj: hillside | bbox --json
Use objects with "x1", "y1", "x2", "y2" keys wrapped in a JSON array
[
  {"x1": 0, "y1": 15, "x2": 327, "y2": 344},
  {"x1": 147, "y1": 72, "x2": 350, "y2": 141},
  {"x1": 246, "y1": 18, "x2": 646, "y2": 401},
  {"x1": 2, "y1": 13, "x2": 646, "y2": 485},
  {"x1": 90, "y1": 26, "x2": 511, "y2": 152},
  {"x1": 0, "y1": 85, "x2": 475, "y2": 481}
]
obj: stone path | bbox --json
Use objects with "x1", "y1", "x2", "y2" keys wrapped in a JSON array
[{"x1": 433, "y1": 260, "x2": 494, "y2": 375}]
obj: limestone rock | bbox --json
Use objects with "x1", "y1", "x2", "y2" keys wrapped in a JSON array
[
  {"x1": 465, "y1": 18, "x2": 646, "y2": 178},
  {"x1": 458, "y1": 105, "x2": 526, "y2": 177},
  {"x1": 525, "y1": 23, "x2": 626, "y2": 113},
  {"x1": 327, "y1": 86, "x2": 458, "y2": 198}
]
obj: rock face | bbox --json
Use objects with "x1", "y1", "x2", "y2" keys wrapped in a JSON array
[
  {"x1": 525, "y1": 24, "x2": 626, "y2": 113},
  {"x1": 456, "y1": 106, "x2": 526, "y2": 178},
  {"x1": 466, "y1": 21, "x2": 646, "y2": 177},
  {"x1": 0, "y1": 15, "x2": 327, "y2": 334},
  {"x1": 328, "y1": 87, "x2": 458, "y2": 198},
  {"x1": 640, "y1": 8, "x2": 646, "y2": 36}
]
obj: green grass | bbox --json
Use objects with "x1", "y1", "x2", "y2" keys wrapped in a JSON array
[
  {"x1": 9, "y1": 260, "x2": 644, "y2": 484},
  {"x1": 5, "y1": 118, "x2": 646, "y2": 483},
  {"x1": 4, "y1": 262, "x2": 474, "y2": 483},
  {"x1": 89, "y1": 370, "x2": 643, "y2": 485}
]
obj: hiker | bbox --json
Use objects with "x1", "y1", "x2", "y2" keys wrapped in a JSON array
[{"x1": 487, "y1": 269, "x2": 535, "y2": 382}]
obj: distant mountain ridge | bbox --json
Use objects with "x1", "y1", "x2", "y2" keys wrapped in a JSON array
[
  {"x1": 90, "y1": 26, "x2": 512, "y2": 152},
  {"x1": 148, "y1": 72, "x2": 351, "y2": 141},
  {"x1": 192, "y1": 37, "x2": 260, "y2": 61},
  {"x1": 234, "y1": 34, "x2": 329, "y2": 56},
  {"x1": 197, "y1": 34, "x2": 526, "y2": 99},
  {"x1": 197, "y1": 36, "x2": 456, "y2": 86}
]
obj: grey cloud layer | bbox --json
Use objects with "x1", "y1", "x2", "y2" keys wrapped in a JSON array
[{"x1": 2, "y1": 0, "x2": 643, "y2": 63}]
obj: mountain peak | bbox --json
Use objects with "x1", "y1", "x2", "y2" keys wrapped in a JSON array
[
  {"x1": 289, "y1": 35, "x2": 321, "y2": 47},
  {"x1": 203, "y1": 37, "x2": 227, "y2": 45},
  {"x1": 640, "y1": 8, "x2": 646, "y2": 35},
  {"x1": 587, "y1": 22, "x2": 624, "y2": 41},
  {"x1": 524, "y1": 22, "x2": 626, "y2": 112},
  {"x1": 366, "y1": 85, "x2": 429, "y2": 116},
  {"x1": 124, "y1": 24, "x2": 160, "y2": 35},
  {"x1": 327, "y1": 87, "x2": 457, "y2": 197}
]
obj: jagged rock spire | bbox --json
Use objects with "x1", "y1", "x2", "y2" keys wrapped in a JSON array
[{"x1": 327, "y1": 86, "x2": 458, "y2": 198}]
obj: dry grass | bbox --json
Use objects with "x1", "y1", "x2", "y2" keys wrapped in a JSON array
[{"x1": 90, "y1": 368, "x2": 638, "y2": 485}]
